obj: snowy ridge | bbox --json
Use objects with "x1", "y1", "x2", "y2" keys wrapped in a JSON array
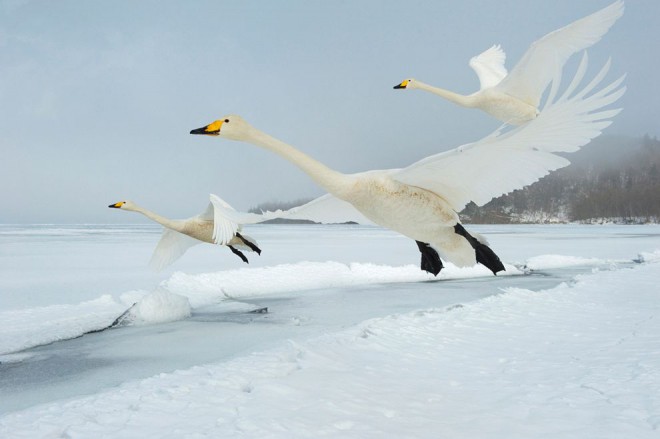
[
  {"x1": 524, "y1": 254, "x2": 618, "y2": 269},
  {"x1": 163, "y1": 260, "x2": 522, "y2": 308},
  {"x1": 0, "y1": 260, "x2": 520, "y2": 355},
  {"x1": 2, "y1": 254, "x2": 659, "y2": 437},
  {"x1": 0, "y1": 252, "x2": 631, "y2": 356},
  {"x1": 0, "y1": 295, "x2": 127, "y2": 356}
]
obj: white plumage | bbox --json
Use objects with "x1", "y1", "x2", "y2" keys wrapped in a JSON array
[
  {"x1": 191, "y1": 55, "x2": 624, "y2": 273},
  {"x1": 394, "y1": 1, "x2": 624, "y2": 125},
  {"x1": 108, "y1": 196, "x2": 261, "y2": 270}
]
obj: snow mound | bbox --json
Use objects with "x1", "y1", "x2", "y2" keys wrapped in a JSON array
[
  {"x1": 637, "y1": 249, "x2": 660, "y2": 263},
  {"x1": 163, "y1": 261, "x2": 522, "y2": 307},
  {"x1": 525, "y1": 254, "x2": 610, "y2": 270},
  {"x1": 124, "y1": 288, "x2": 192, "y2": 325}
]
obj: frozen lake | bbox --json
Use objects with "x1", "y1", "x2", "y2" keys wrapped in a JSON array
[{"x1": 1, "y1": 224, "x2": 659, "y2": 437}]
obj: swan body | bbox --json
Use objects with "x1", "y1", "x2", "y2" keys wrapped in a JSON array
[
  {"x1": 394, "y1": 1, "x2": 624, "y2": 124},
  {"x1": 397, "y1": 77, "x2": 539, "y2": 125},
  {"x1": 207, "y1": 184, "x2": 456, "y2": 274},
  {"x1": 108, "y1": 195, "x2": 261, "y2": 270},
  {"x1": 192, "y1": 54, "x2": 624, "y2": 274}
]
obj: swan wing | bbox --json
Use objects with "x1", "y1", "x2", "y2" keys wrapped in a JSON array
[
  {"x1": 149, "y1": 228, "x2": 200, "y2": 271},
  {"x1": 264, "y1": 194, "x2": 376, "y2": 225},
  {"x1": 394, "y1": 55, "x2": 625, "y2": 212},
  {"x1": 495, "y1": 0, "x2": 624, "y2": 107},
  {"x1": 469, "y1": 44, "x2": 508, "y2": 90},
  {"x1": 207, "y1": 194, "x2": 263, "y2": 245}
]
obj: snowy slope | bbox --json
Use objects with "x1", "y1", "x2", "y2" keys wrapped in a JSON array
[{"x1": 2, "y1": 256, "x2": 658, "y2": 438}]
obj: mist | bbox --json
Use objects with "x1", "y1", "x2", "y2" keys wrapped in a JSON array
[{"x1": 1, "y1": 0, "x2": 657, "y2": 223}]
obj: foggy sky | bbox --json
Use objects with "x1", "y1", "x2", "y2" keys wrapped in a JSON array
[{"x1": 1, "y1": 0, "x2": 657, "y2": 223}]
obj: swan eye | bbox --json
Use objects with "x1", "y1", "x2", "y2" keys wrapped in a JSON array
[{"x1": 224, "y1": 119, "x2": 229, "y2": 123}]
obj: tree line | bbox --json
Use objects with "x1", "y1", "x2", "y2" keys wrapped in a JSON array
[{"x1": 462, "y1": 135, "x2": 660, "y2": 223}]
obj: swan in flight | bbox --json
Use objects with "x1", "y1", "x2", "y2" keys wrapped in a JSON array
[
  {"x1": 393, "y1": 0, "x2": 624, "y2": 125},
  {"x1": 108, "y1": 195, "x2": 261, "y2": 270},
  {"x1": 207, "y1": 193, "x2": 446, "y2": 276},
  {"x1": 191, "y1": 54, "x2": 624, "y2": 275}
]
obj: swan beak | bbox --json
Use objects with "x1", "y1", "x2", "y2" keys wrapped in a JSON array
[
  {"x1": 190, "y1": 120, "x2": 222, "y2": 136},
  {"x1": 393, "y1": 80, "x2": 409, "y2": 89},
  {"x1": 108, "y1": 202, "x2": 124, "y2": 209}
]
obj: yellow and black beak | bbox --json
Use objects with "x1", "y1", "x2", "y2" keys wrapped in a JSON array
[
  {"x1": 190, "y1": 120, "x2": 223, "y2": 136},
  {"x1": 108, "y1": 201, "x2": 124, "y2": 209},
  {"x1": 393, "y1": 79, "x2": 409, "y2": 90}
]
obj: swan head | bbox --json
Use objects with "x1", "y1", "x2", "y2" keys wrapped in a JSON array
[
  {"x1": 393, "y1": 78, "x2": 418, "y2": 90},
  {"x1": 108, "y1": 200, "x2": 137, "y2": 211},
  {"x1": 190, "y1": 115, "x2": 251, "y2": 141}
]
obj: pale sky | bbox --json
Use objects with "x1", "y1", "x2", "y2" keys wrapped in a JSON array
[{"x1": 1, "y1": 0, "x2": 657, "y2": 223}]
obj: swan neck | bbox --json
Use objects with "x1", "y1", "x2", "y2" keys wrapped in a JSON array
[
  {"x1": 133, "y1": 206, "x2": 183, "y2": 232},
  {"x1": 416, "y1": 81, "x2": 474, "y2": 107},
  {"x1": 246, "y1": 128, "x2": 351, "y2": 196}
]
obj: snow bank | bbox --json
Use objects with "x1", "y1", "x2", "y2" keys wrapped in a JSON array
[
  {"x1": 164, "y1": 261, "x2": 521, "y2": 307},
  {"x1": 3, "y1": 257, "x2": 659, "y2": 437},
  {"x1": 525, "y1": 253, "x2": 612, "y2": 269},
  {"x1": 0, "y1": 288, "x2": 191, "y2": 355},
  {"x1": 0, "y1": 295, "x2": 125, "y2": 356},
  {"x1": 0, "y1": 261, "x2": 520, "y2": 355}
]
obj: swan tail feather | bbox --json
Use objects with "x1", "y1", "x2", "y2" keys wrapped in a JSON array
[
  {"x1": 415, "y1": 240, "x2": 444, "y2": 276},
  {"x1": 454, "y1": 224, "x2": 505, "y2": 275}
]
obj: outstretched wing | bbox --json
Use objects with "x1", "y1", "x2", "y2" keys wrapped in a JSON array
[
  {"x1": 495, "y1": 0, "x2": 624, "y2": 107},
  {"x1": 469, "y1": 45, "x2": 508, "y2": 90},
  {"x1": 206, "y1": 194, "x2": 376, "y2": 225},
  {"x1": 265, "y1": 194, "x2": 376, "y2": 225},
  {"x1": 149, "y1": 228, "x2": 200, "y2": 271},
  {"x1": 394, "y1": 53, "x2": 625, "y2": 212}
]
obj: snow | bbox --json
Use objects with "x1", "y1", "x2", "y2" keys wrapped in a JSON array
[
  {"x1": 1, "y1": 252, "x2": 659, "y2": 438},
  {"x1": 0, "y1": 295, "x2": 125, "y2": 356},
  {"x1": 1, "y1": 224, "x2": 660, "y2": 437},
  {"x1": 0, "y1": 260, "x2": 520, "y2": 356},
  {"x1": 637, "y1": 249, "x2": 660, "y2": 263},
  {"x1": 124, "y1": 288, "x2": 192, "y2": 325},
  {"x1": 524, "y1": 254, "x2": 614, "y2": 269},
  {"x1": 163, "y1": 260, "x2": 521, "y2": 308}
]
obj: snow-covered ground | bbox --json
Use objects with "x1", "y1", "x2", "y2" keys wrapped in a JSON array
[{"x1": 1, "y1": 224, "x2": 659, "y2": 437}]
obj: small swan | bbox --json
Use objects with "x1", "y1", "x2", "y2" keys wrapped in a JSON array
[
  {"x1": 108, "y1": 195, "x2": 261, "y2": 270},
  {"x1": 191, "y1": 55, "x2": 624, "y2": 275},
  {"x1": 394, "y1": 1, "x2": 624, "y2": 124}
]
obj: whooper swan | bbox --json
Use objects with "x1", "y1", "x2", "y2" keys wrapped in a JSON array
[
  {"x1": 207, "y1": 193, "x2": 446, "y2": 276},
  {"x1": 393, "y1": 1, "x2": 624, "y2": 125},
  {"x1": 108, "y1": 195, "x2": 261, "y2": 270},
  {"x1": 191, "y1": 54, "x2": 624, "y2": 275}
]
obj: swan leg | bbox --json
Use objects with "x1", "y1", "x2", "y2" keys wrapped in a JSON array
[
  {"x1": 228, "y1": 245, "x2": 249, "y2": 264},
  {"x1": 235, "y1": 232, "x2": 262, "y2": 254},
  {"x1": 415, "y1": 240, "x2": 443, "y2": 276},
  {"x1": 453, "y1": 224, "x2": 505, "y2": 275}
]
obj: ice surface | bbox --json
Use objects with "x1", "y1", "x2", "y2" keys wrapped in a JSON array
[
  {"x1": 1, "y1": 247, "x2": 659, "y2": 438},
  {"x1": 0, "y1": 260, "x2": 520, "y2": 356},
  {"x1": 2, "y1": 224, "x2": 660, "y2": 437}
]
